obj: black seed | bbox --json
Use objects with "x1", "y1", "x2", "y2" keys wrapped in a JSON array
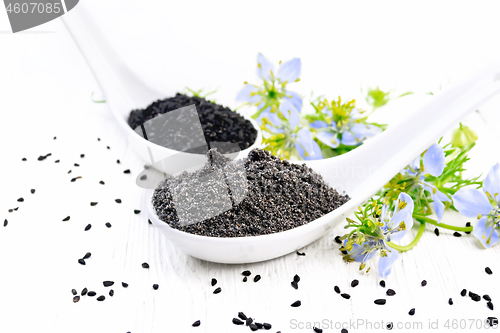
[
  {"x1": 341, "y1": 329, "x2": 348, "y2": 333},
  {"x1": 409, "y1": 308, "x2": 415, "y2": 315},
  {"x1": 71, "y1": 289, "x2": 77, "y2": 295},
  {"x1": 296, "y1": 251, "x2": 306, "y2": 256},
  {"x1": 115, "y1": 199, "x2": 122, "y2": 203},
  {"x1": 453, "y1": 232, "x2": 461, "y2": 237},
  {"x1": 87, "y1": 291, "x2": 96, "y2": 297},
  {"x1": 17, "y1": 198, "x2": 24, "y2": 202},
  {"x1": 341, "y1": 293, "x2": 350, "y2": 299},
  {"x1": 109, "y1": 289, "x2": 114, "y2": 297},
  {"x1": 3, "y1": 219, "x2": 7, "y2": 227},
  {"x1": 82, "y1": 252, "x2": 91, "y2": 260},
  {"x1": 140, "y1": 175, "x2": 147, "y2": 181},
  {"x1": 99, "y1": 181, "x2": 105, "y2": 185},
  {"x1": 465, "y1": 222, "x2": 471, "y2": 234},
  {"x1": 263, "y1": 323, "x2": 271, "y2": 329},
  {"x1": 293, "y1": 274, "x2": 300, "y2": 282},
  {"x1": 70, "y1": 176, "x2": 82, "y2": 182},
  {"x1": 37, "y1": 153, "x2": 51, "y2": 161},
  {"x1": 291, "y1": 300, "x2": 301, "y2": 307},
  {"x1": 30, "y1": 189, "x2": 35, "y2": 194},
  {"x1": 291, "y1": 281, "x2": 298, "y2": 290},
  {"x1": 335, "y1": 235, "x2": 342, "y2": 244},
  {"x1": 380, "y1": 280, "x2": 386, "y2": 288},
  {"x1": 232, "y1": 318, "x2": 244, "y2": 325},
  {"x1": 123, "y1": 169, "x2": 131, "y2": 174},
  {"x1": 387, "y1": 322, "x2": 394, "y2": 330},
  {"x1": 116, "y1": 159, "x2": 120, "y2": 164},
  {"x1": 249, "y1": 323, "x2": 258, "y2": 331},
  {"x1": 78, "y1": 259, "x2": 86, "y2": 265},
  {"x1": 487, "y1": 317, "x2": 498, "y2": 327},
  {"x1": 55, "y1": 160, "x2": 60, "y2": 163},
  {"x1": 484, "y1": 295, "x2": 492, "y2": 302},
  {"x1": 434, "y1": 228, "x2": 439, "y2": 236},
  {"x1": 351, "y1": 279, "x2": 359, "y2": 288},
  {"x1": 243, "y1": 276, "x2": 247, "y2": 282},
  {"x1": 122, "y1": 282, "x2": 128, "y2": 288},
  {"x1": 449, "y1": 298, "x2": 453, "y2": 305},
  {"x1": 142, "y1": 262, "x2": 149, "y2": 269},
  {"x1": 334, "y1": 286, "x2": 341, "y2": 294},
  {"x1": 153, "y1": 284, "x2": 159, "y2": 290},
  {"x1": 486, "y1": 267, "x2": 493, "y2": 275},
  {"x1": 461, "y1": 289, "x2": 467, "y2": 296},
  {"x1": 192, "y1": 320, "x2": 200, "y2": 327},
  {"x1": 84, "y1": 224, "x2": 91, "y2": 231},
  {"x1": 213, "y1": 287, "x2": 221, "y2": 294},
  {"x1": 386, "y1": 289, "x2": 396, "y2": 296},
  {"x1": 90, "y1": 202, "x2": 98, "y2": 206},
  {"x1": 313, "y1": 327, "x2": 323, "y2": 333},
  {"x1": 22, "y1": 158, "x2": 26, "y2": 161},
  {"x1": 246, "y1": 318, "x2": 253, "y2": 326},
  {"x1": 488, "y1": 301, "x2": 494, "y2": 310},
  {"x1": 211, "y1": 278, "x2": 217, "y2": 286},
  {"x1": 469, "y1": 291, "x2": 477, "y2": 297},
  {"x1": 148, "y1": 219, "x2": 152, "y2": 225},
  {"x1": 238, "y1": 312, "x2": 247, "y2": 320},
  {"x1": 62, "y1": 216, "x2": 70, "y2": 221},
  {"x1": 254, "y1": 275, "x2": 261, "y2": 282},
  {"x1": 104, "y1": 222, "x2": 112, "y2": 228},
  {"x1": 97, "y1": 296, "x2": 105, "y2": 301},
  {"x1": 74, "y1": 163, "x2": 80, "y2": 167},
  {"x1": 421, "y1": 280, "x2": 427, "y2": 286},
  {"x1": 68, "y1": 170, "x2": 71, "y2": 174},
  {"x1": 242, "y1": 270, "x2": 251, "y2": 276},
  {"x1": 255, "y1": 323, "x2": 263, "y2": 329},
  {"x1": 374, "y1": 299, "x2": 386, "y2": 305},
  {"x1": 472, "y1": 294, "x2": 481, "y2": 302},
  {"x1": 80, "y1": 154, "x2": 85, "y2": 158},
  {"x1": 134, "y1": 210, "x2": 141, "y2": 214},
  {"x1": 103, "y1": 281, "x2": 114, "y2": 287},
  {"x1": 73, "y1": 296, "x2": 80, "y2": 303},
  {"x1": 81, "y1": 288, "x2": 87, "y2": 296}
]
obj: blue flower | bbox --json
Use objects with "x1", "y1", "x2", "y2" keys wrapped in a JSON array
[
  {"x1": 294, "y1": 128, "x2": 322, "y2": 160},
  {"x1": 452, "y1": 163, "x2": 500, "y2": 248},
  {"x1": 345, "y1": 193, "x2": 414, "y2": 278}
]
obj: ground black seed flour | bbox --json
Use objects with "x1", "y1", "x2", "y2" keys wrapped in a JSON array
[{"x1": 152, "y1": 148, "x2": 349, "y2": 237}]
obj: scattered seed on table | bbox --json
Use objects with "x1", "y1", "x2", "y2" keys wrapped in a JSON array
[
  {"x1": 291, "y1": 281, "x2": 298, "y2": 290},
  {"x1": 461, "y1": 289, "x2": 467, "y2": 296},
  {"x1": 83, "y1": 252, "x2": 91, "y2": 259},
  {"x1": 78, "y1": 259, "x2": 86, "y2": 265},
  {"x1": 84, "y1": 224, "x2": 92, "y2": 231},
  {"x1": 291, "y1": 300, "x2": 301, "y2": 307},
  {"x1": 192, "y1": 320, "x2": 201, "y2": 327},
  {"x1": 213, "y1": 287, "x2": 221, "y2": 294},
  {"x1": 142, "y1": 262, "x2": 149, "y2": 269},
  {"x1": 484, "y1": 295, "x2": 492, "y2": 301},
  {"x1": 472, "y1": 294, "x2": 481, "y2": 302},
  {"x1": 68, "y1": 170, "x2": 71, "y2": 174},
  {"x1": 351, "y1": 279, "x2": 359, "y2": 288},
  {"x1": 134, "y1": 210, "x2": 141, "y2": 214},
  {"x1": 116, "y1": 159, "x2": 120, "y2": 164},
  {"x1": 387, "y1": 322, "x2": 394, "y2": 330},
  {"x1": 238, "y1": 312, "x2": 247, "y2": 320},
  {"x1": 294, "y1": 274, "x2": 300, "y2": 283},
  {"x1": 232, "y1": 318, "x2": 244, "y2": 325},
  {"x1": 449, "y1": 298, "x2": 453, "y2": 305},
  {"x1": 3, "y1": 219, "x2": 7, "y2": 227},
  {"x1": 70, "y1": 177, "x2": 82, "y2": 182},
  {"x1": 90, "y1": 202, "x2": 98, "y2": 206},
  {"x1": 386, "y1": 289, "x2": 396, "y2": 296},
  {"x1": 37, "y1": 153, "x2": 51, "y2": 161},
  {"x1": 109, "y1": 290, "x2": 114, "y2": 297},
  {"x1": 313, "y1": 327, "x2": 323, "y2": 333},
  {"x1": 30, "y1": 189, "x2": 35, "y2": 194},
  {"x1": 97, "y1": 296, "x2": 105, "y2": 301},
  {"x1": 71, "y1": 289, "x2": 77, "y2": 295},
  {"x1": 335, "y1": 235, "x2": 342, "y2": 244},
  {"x1": 254, "y1": 275, "x2": 261, "y2": 282},
  {"x1": 55, "y1": 160, "x2": 60, "y2": 163},
  {"x1": 334, "y1": 286, "x2": 341, "y2": 294},
  {"x1": 115, "y1": 199, "x2": 122, "y2": 203},
  {"x1": 341, "y1": 293, "x2": 350, "y2": 300},
  {"x1": 82, "y1": 288, "x2": 88, "y2": 296},
  {"x1": 374, "y1": 299, "x2": 386, "y2": 305},
  {"x1": 103, "y1": 281, "x2": 114, "y2": 287},
  {"x1": 242, "y1": 270, "x2": 251, "y2": 276},
  {"x1": 487, "y1": 317, "x2": 498, "y2": 327},
  {"x1": 255, "y1": 322, "x2": 263, "y2": 329},
  {"x1": 140, "y1": 175, "x2": 147, "y2": 181},
  {"x1": 17, "y1": 198, "x2": 24, "y2": 202},
  {"x1": 153, "y1": 284, "x2": 159, "y2": 290},
  {"x1": 246, "y1": 318, "x2": 253, "y2": 326},
  {"x1": 62, "y1": 216, "x2": 70, "y2": 222},
  {"x1": 434, "y1": 228, "x2": 440, "y2": 236},
  {"x1": 296, "y1": 251, "x2": 306, "y2": 256},
  {"x1": 107, "y1": 146, "x2": 110, "y2": 150},
  {"x1": 409, "y1": 308, "x2": 415, "y2": 315},
  {"x1": 87, "y1": 291, "x2": 96, "y2": 297},
  {"x1": 211, "y1": 278, "x2": 217, "y2": 286},
  {"x1": 74, "y1": 163, "x2": 80, "y2": 167},
  {"x1": 421, "y1": 280, "x2": 427, "y2": 287},
  {"x1": 465, "y1": 222, "x2": 472, "y2": 234},
  {"x1": 243, "y1": 277, "x2": 247, "y2": 282},
  {"x1": 123, "y1": 169, "x2": 131, "y2": 174},
  {"x1": 99, "y1": 181, "x2": 105, "y2": 185},
  {"x1": 73, "y1": 296, "x2": 80, "y2": 303},
  {"x1": 263, "y1": 323, "x2": 271, "y2": 329},
  {"x1": 341, "y1": 329, "x2": 348, "y2": 333},
  {"x1": 380, "y1": 280, "x2": 386, "y2": 288},
  {"x1": 54, "y1": 136, "x2": 57, "y2": 140},
  {"x1": 453, "y1": 232, "x2": 462, "y2": 237},
  {"x1": 148, "y1": 219, "x2": 152, "y2": 225},
  {"x1": 122, "y1": 282, "x2": 128, "y2": 288},
  {"x1": 105, "y1": 222, "x2": 112, "y2": 228},
  {"x1": 80, "y1": 154, "x2": 85, "y2": 158},
  {"x1": 486, "y1": 267, "x2": 493, "y2": 275},
  {"x1": 488, "y1": 302, "x2": 494, "y2": 310},
  {"x1": 22, "y1": 158, "x2": 26, "y2": 161},
  {"x1": 249, "y1": 323, "x2": 258, "y2": 331}
]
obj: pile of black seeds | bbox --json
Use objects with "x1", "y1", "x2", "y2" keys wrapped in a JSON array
[
  {"x1": 152, "y1": 148, "x2": 349, "y2": 237},
  {"x1": 127, "y1": 93, "x2": 257, "y2": 153}
]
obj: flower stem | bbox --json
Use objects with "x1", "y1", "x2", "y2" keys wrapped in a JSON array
[
  {"x1": 387, "y1": 221, "x2": 426, "y2": 252},
  {"x1": 413, "y1": 213, "x2": 473, "y2": 232}
]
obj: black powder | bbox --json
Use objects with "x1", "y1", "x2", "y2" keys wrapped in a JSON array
[{"x1": 152, "y1": 149, "x2": 349, "y2": 237}]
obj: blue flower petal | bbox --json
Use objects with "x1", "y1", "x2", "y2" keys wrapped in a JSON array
[
  {"x1": 350, "y1": 108, "x2": 362, "y2": 119},
  {"x1": 452, "y1": 188, "x2": 493, "y2": 218},
  {"x1": 378, "y1": 248, "x2": 399, "y2": 278},
  {"x1": 341, "y1": 123, "x2": 381, "y2": 146},
  {"x1": 435, "y1": 189, "x2": 451, "y2": 202},
  {"x1": 340, "y1": 131, "x2": 359, "y2": 146},
  {"x1": 423, "y1": 144, "x2": 445, "y2": 177},
  {"x1": 277, "y1": 57, "x2": 301, "y2": 83},
  {"x1": 310, "y1": 120, "x2": 329, "y2": 129},
  {"x1": 284, "y1": 91, "x2": 303, "y2": 112},
  {"x1": 472, "y1": 216, "x2": 499, "y2": 249},
  {"x1": 256, "y1": 53, "x2": 274, "y2": 81},
  {"x1": 321, "y1": 106, "x2": 332, "y2": 117},
  {"x1": 256, "y1": 109, "x2": 281, "y2": 127},
  {"x1": 279, "y1": 99, "x2": 300, "y2": 129},
  {"x1": 316, "y1": 132, "x2": 340, "y2": 149},
  {"x1": 388, "y1": 193, "x2": 414, "y2": 242},
  {"x1": 236, "y1": 84, "x2": 260, "y2": 103},
  {"x1": 432, "y1": 193, "x2": 445, "y2": 223},
  {"x1": 295, "y1": 128, "x2": 322, "y2": 160},
  {"x1": 483, "y1": 163, "x2": 500, "y2": 203}
]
